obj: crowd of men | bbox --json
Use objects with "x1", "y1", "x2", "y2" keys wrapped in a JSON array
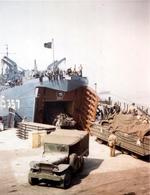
[
  {"x1": 1, "y1": 64, "x2": 83, "y2": 87},
  {"x1": 96, "y1": 102, "x2": 121, "y2": 121},
  {"x1": 96, "y1": 102, "x2": 149, "y2": 122},
  {"x1": 38, "y1": 65, "x2": 83, "y2": 84}
]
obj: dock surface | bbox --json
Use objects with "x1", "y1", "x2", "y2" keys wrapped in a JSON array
[{"x1": 0, "y1": 129, "x2": 149, "y2": 195}]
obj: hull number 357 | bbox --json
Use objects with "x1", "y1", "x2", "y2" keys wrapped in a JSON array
[{"x1": 0, "y1": 95, "x2": 20, "y2": 110}]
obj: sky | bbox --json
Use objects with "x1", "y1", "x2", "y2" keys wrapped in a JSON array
[{"x1": 0, "y1": 0, "x2": 149, "y2": 106}]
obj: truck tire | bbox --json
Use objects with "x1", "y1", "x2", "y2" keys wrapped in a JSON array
[
  {"x1": 62, "y1": 171, "x2": 72, "y2": 189},
  {"x1": 28, "y1": 176, "x2": 39, "y2": 185},
  {"x1": 78, "y1": 156, "x2": 84, "y2": 172},
  {"x1": 131, "y1": 153, "x2": 139, "y2": 159},
  {"x1": 69, "y1": 153, "x2": 78, "y2": 171}
]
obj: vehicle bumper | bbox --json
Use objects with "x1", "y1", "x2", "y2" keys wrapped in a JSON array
[{"x1": 29, "y1": 171, "x2": 64, "y2": 182}]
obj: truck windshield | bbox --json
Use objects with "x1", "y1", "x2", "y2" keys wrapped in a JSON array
[{"x1": 44, "y1": 143, "x2": 69, "y2": 153}]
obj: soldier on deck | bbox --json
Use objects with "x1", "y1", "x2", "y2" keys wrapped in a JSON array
[
  {"x1": 108, "y1": 129, "x2": 117, "y2": 157},
  {"x1": 39, "y1": 72, "x2": 44, "y2": 84}
]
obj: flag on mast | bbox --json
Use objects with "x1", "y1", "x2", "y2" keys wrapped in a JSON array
[{"x1": 44, "y1": 42, "x2": 52, "y2": 48}]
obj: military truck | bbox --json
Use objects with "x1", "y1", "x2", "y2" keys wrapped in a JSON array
[{"x1": 28, "y1": 130, "x2": 89, "y2": 188}]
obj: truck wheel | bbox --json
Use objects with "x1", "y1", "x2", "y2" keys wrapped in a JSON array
[
  {"x1": 62, "y1": 171, "x2": 72, "y2": 189},
  {"x1": 121, "y1": 149, "x2": 129, "y2": 155},
  {"x1": 78, "y1": 156, "x2": 84, "y2": 172},
  {"x1": 131, "y1": 153, "x2": 139, "y2": 159},
  {"x1": 69, "y1": 153, "x2": 78, "y2": 171},
  {"x1": 96, "y1": 138, "x2": 104, "y2": 144},
  {"x1": 28, "y1": 176, "x2": 39, "y2": 185}
]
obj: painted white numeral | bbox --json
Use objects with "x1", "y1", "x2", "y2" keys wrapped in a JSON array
[
  {"x1": 16, "y1": 100, "x2": 20, "y2": 109},
  {"x1": 0, "y1": 96, "x2": 6, "y2": 108},
  {"x1": 0, "y1": 96, "x2": 20, "y2": 109},
  {"x1": 10, "y1": 99, "x2": 16, "y2": 109},
  {"x1": 6, "y1": 99, "x2": 11, "y2": 109}
]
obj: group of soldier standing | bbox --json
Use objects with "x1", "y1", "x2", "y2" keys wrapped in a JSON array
[
  {"x1": 96, "y1": 102, "x2": 121, "y2": 121},
  {"x1": 38, "y1": 65, "x2": 83, "y2": 84}
]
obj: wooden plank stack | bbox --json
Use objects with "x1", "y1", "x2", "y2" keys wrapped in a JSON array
[{"x1": 16, "y1": 122, "x2": 56, "y2": 140}]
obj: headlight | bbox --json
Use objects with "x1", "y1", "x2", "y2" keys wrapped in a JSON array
[
  {"x1": 33, "y1": 164, "x2": 40, "y2": 170},
  {"x1": 30, "y1": 161, "x2": 40, "y2": 170}
]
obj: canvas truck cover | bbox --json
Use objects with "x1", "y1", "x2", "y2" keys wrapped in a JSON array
[
  {"x1": 44, "y1": 130, "x2": 88, "y2": 146},
  {"x1": 51, "y1": 129, "x2": 89, "y2": 138},
  {"x1": 108, "y1": 113, "x2": 150, "y2": 140}
]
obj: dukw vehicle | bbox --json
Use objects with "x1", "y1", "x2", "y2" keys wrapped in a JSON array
[
  {"x1": 28, "y1": 130, "x2": 89, "y2": 188},
  {"x1": 91, "y1": 113, "x2": 150, "y2": 158}
]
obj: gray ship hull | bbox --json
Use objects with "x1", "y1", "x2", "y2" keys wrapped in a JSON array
[{"x1": 0, "y1": 77, "x2": 88, "y2": 121}]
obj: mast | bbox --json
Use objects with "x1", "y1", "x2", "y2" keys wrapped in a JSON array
[{"x1": 52, "y1": 38, "x2": 55, "y2": 68}]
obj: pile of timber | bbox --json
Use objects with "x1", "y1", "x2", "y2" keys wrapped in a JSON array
[
  {"x1": 17, "y1": 122, "x2": 56, "y2": 139},
  {"x1": 91, "y1": 121, "x2": 150, "y2": 157}
]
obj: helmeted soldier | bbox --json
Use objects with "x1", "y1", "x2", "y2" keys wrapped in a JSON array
[
  {"x1": 108, "y1": 130, "x2": 117, "y2": 157},
  {"x1": 128, "y1": 103, "x2": 138, "y2": 116}
]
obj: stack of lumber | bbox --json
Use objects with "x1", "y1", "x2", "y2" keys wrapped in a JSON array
[{"x1": 17, "y1": 122, "x2": 56, "y2": 139}]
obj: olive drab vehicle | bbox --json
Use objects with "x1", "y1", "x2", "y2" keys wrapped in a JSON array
[{"x1": 28, "y1": 130, "x2": 89, "y2": 188}]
